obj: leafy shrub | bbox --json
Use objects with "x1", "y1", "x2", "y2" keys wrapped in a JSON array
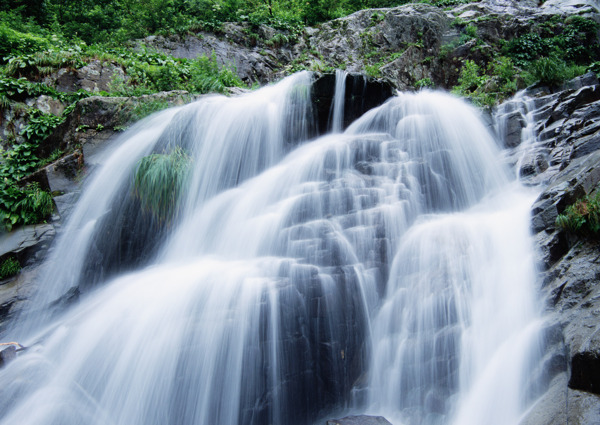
[
  {"x1": 505, "y1": 33, "x2": 548, "y2": 67},
  {"x1": 0, "y1": 22, "x2": 49, "y2": 59},
  {"x1": 0, "y1": 182, "x2": 54, "y2": 231},
  {"x1": 0, "y1": 108, "x2": 63, "y2": 231},
  {"x1": 0, "y1": 257, "x2": 21, "y2": 279},
  {"x1": 556, "y1": 193, "x2": 600, "y2": 234},
  {"x1": 133, "y1": 147, "x2": 191, "y2": 221}
]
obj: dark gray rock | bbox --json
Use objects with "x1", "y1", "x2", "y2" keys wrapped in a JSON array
[
  {"x1": 0, "y1": 224, "x2": 55, "y2": 268},
  {"x1": 0, "y1": 345, "x2": 16, "y2": 368},
  {"x1": 305, "y1": 4, "x2": 447, "y2": 90},
  {"x1": 311, "y1": 73, "x2": 395, "y2": 134},
  {"x1": 0, "y1": 267, "x2": 40, "y2": 338},
  {"x1": 326, "y1": 415, "x2": 393, "y2": 425},
  {"x1": 502, "y1": 110, "x2": 527, "y2": 148}
]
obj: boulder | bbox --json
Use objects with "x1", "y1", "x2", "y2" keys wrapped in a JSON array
[{"x1": 43, "y1": 60, "x2": 128, "y2": 93}]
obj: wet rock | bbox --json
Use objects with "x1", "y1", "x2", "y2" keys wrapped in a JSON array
[
  {"x1": 0, "y1": 345, "x2": 16, "y2": 368},
  {"x1": 311, "y1": 73, "x2": 395, "y2": 134},
  {"x1": 0, "y1": 224, "x2": 56, "y2": 267},
  {"x1": 501, "y1": 110, "x2": 527, "y2": 148},
  {"x1": 0, "y1": 267, "x2": 40, "y2": 338},
  {"x1": 326, "y1": 415, "x2": 393, "y2": 425},
  {"x1": 570, "y1": 351, "x2": 600, "y2": 394},
  {"x1": 519, "y1": 152, "x2": 549, "y2": 178}
]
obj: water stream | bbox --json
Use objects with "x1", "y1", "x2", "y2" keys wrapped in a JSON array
[{"x1": 0, "y1": 72, "x2": 545, "y2": 425}]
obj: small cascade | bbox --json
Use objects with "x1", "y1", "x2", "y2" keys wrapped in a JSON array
[
  {"x1": 495, "y1": 91, "x2": 549, "y2": 182},
  {"x1": 330, "y1": 69, "x2": 348, "y2": 132},
  {"x1": 0, "y1": 75, "x2": 546, "y2": 425}
]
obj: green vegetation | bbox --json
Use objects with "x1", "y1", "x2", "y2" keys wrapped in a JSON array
[
  {"x1": 0, "y1": 108, "x2": 64, "y2": 231},
  {"x1": 0, "y1": 256, "x2": 21, "y2": 279},
  {"x1": 446, "y1": 14, "x2": 599, "y2": 106},
  {"x1": 414, "y1": 77, "x2": 434, "y2": 89},
  {"x1": 556, "y1": 193, "x2": 600, "y2": 235},
  {"x1": 0, "y1": 3, "x2": 247, "y2": 232},
  {"x1": 133, "y1": 147, "x2": 191, "y2": 221},
  {"x1": 451, "y1": 57, "x2": 517, "y2": 107}
]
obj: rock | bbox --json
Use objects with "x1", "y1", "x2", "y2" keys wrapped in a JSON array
[
  {"x1": 326, "y1": 415, "x2": 393, "y2": 425},
  {"x1": 41, "y1": 91, "x2": 202, "y2": 156},
  {"x1": 0, "y1": 267, "x2": 40, "y2": 338},
  {"x1": 570, "y1": 350, "x2": 600, "y2": 394},
  {"x1": 26, "y1": 95, "x2": 65, "y2": 116},
  {"x1": 499, "y1": 109, "x2": 527, "y2": 148},
  {"x1": 43, "y1": 60, "x2": 128, "y2": 93},
  {"x1": 0, "y1": 344, "x2": 16, "y2": 368},
  {"x1": 0, "y1": 224, "x2": 55, "y2": 268},
  {"x1": 311, "y1": 73, "x2": 395, "y2": 134},
  {"x1": 305, "y1": 4, "x2": 447, "y2": 90},
  {"x1": 140, "y1": 26, "x2": 295, "y2": 85}
]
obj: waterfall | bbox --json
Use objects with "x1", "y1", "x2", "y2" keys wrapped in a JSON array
[
  {"x1": 0, "y1": 73, "x2": 545, "y2": 425},
  {"x1": 330, "y1": 69, "x2": 348, "y2": 133}
]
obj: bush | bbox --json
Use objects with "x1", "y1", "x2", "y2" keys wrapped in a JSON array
[{"x1": 0, "y1": 22, "x2": 49, "y2": 59}]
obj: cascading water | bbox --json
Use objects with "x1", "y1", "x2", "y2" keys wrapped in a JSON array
[{"x1": 0, "y1": 72, "x2": 546, "y2": 425}]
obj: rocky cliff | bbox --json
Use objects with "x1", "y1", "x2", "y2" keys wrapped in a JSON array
[{"x1": 1, "y1": 1, "x2": 600, "y2": 424}]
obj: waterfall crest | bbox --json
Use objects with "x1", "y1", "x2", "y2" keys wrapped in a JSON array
[{"x1": 0, "y1": 73, "x2": 544, "y2": 425}]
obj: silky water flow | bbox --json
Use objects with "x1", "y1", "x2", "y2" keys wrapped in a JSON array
[{"x1": 0, "y1": 71, "x2": 546, "y2": 425}]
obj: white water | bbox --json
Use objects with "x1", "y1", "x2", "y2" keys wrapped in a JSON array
[
  {"x1": 0, "y1": 73, "x2": 545, "y2": 425},
  {"x1": 330, "y1": 69, "x2": 348, "y2": 133}
]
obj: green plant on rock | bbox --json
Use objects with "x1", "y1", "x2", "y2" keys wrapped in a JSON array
[
  {"x1": 130, "y1": 99, "x2": 170, "y2": 121},
  {"x1": 0, "y1": 182, "x2": 54, "y2": 231},
  {"x1": 556, "y1": 193, "x2": 600, "y2": 235},
  {"x1": 133, "y1": 147, "x2": 191, "y2": 221},
  {"x1": 0, "y1": 256, "x2": 21, "y2": 279},
  {"x1": 414, "y1": 77, "x2": 434, "y2": 89}
]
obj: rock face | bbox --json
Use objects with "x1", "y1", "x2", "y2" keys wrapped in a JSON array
[
  {"x1": 311, "y1": 73, "x2": 395, "y2": 134},
  {"x1": 141, "y1": 23, "x2": 296, "y2": 85},
  {"x1": 501, "y1": 72, "x2": 600, "y2": 424},
  {"x1": 40, "y1": 90, "x2": 202, "y2": 157}
]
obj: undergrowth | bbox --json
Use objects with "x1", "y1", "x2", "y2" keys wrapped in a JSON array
[
  {"x1": 556, "y1": 194, "x2": 600, "y2": 235},
  {"x1": 0, "y1": 256, "x2": 21, "y2": 279}
]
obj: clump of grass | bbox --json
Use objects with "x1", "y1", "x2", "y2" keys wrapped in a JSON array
[
  {"x1": 0, "y1": 257, "x2": 21, "y2": 279},
  {"x1": 133, "y1": 147, "x2": 191, "y2": 221},
  {"x1": 556, "y1": 193, "x2": 600, "y2": 234},
  {"x1": 524, "y1": 56, "x2": 586, "y2": 87}
]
